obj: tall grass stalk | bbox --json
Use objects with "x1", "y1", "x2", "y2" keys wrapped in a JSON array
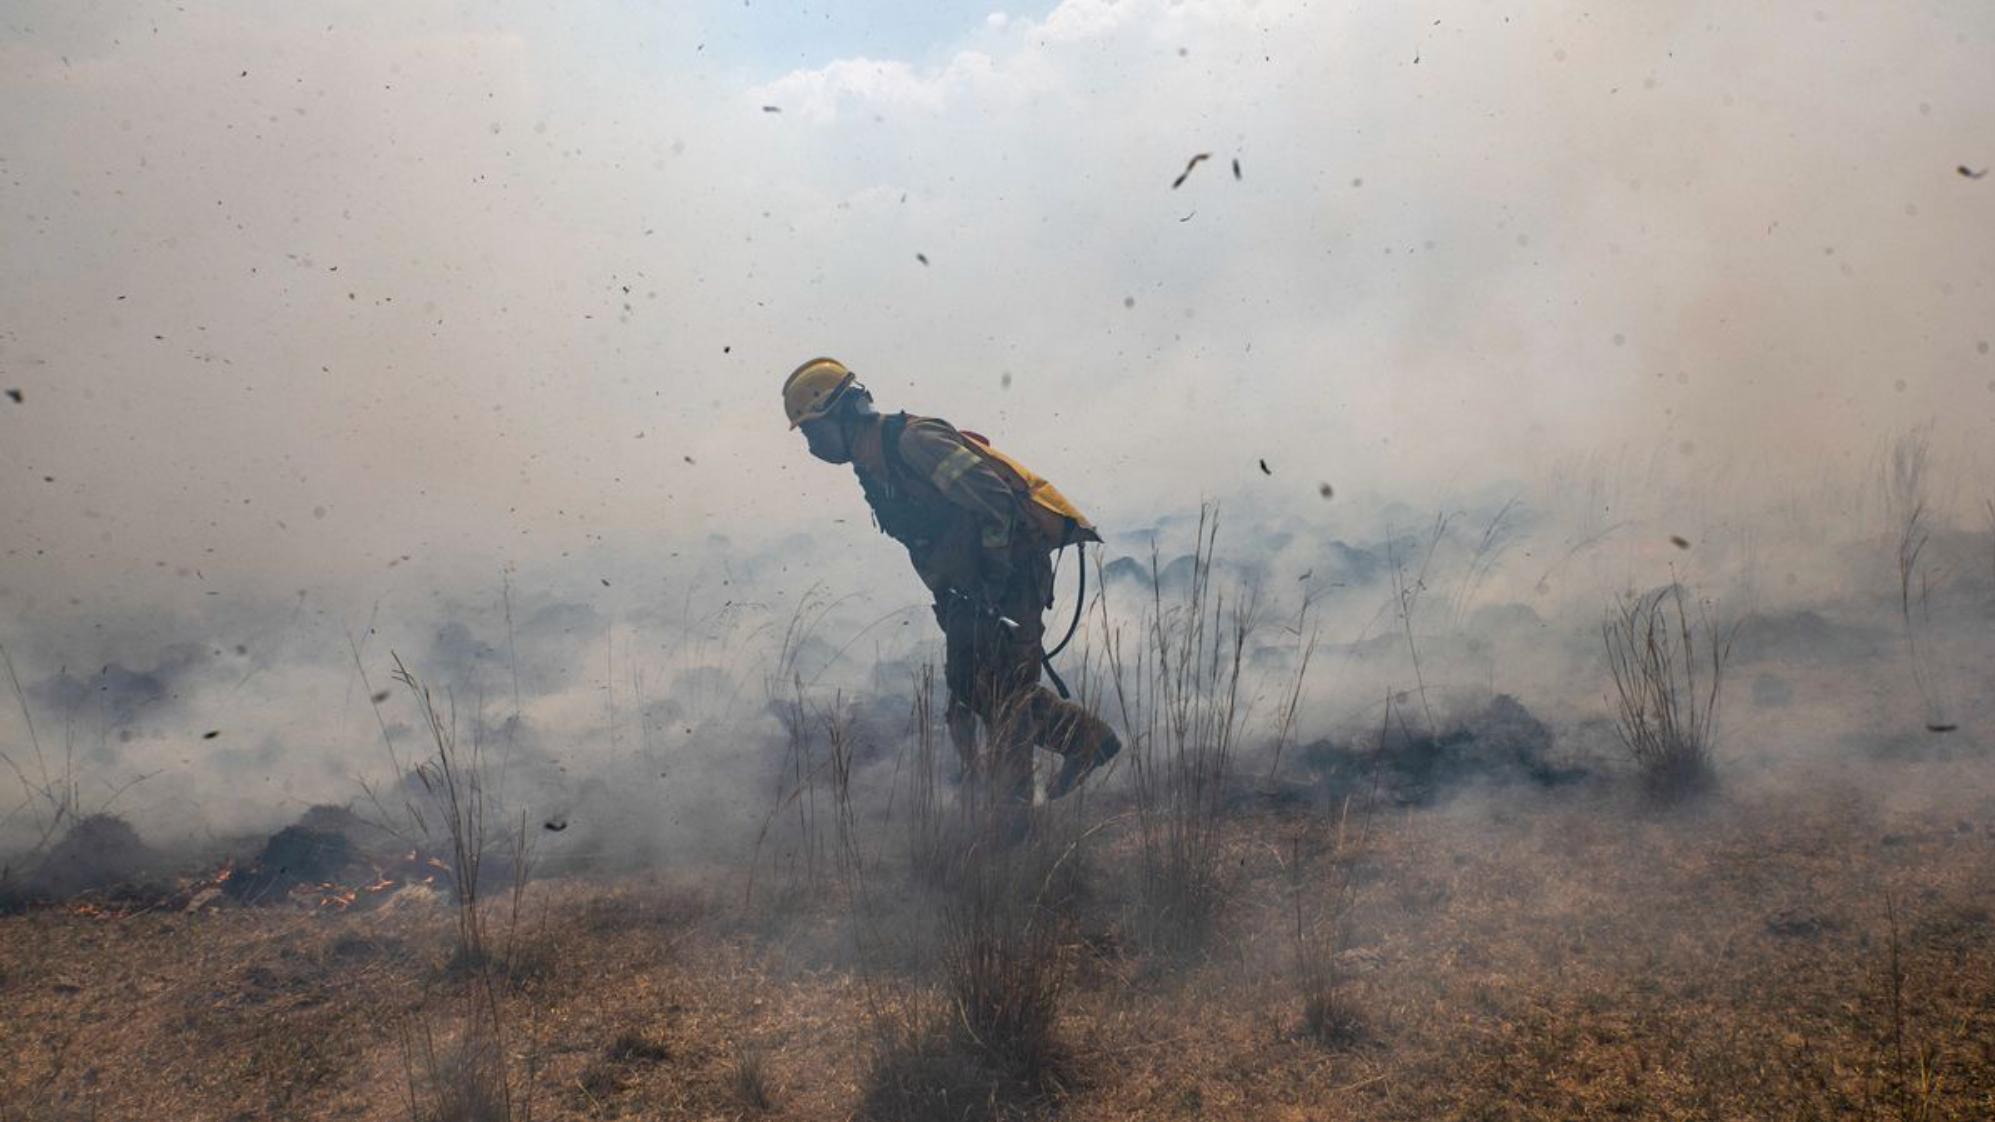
[
  {"x1": 1102, "y1": 506, "x2": 1255, "y2": 948},
  {"x1": 1602, "y1": 584, "x2": 1732, "y2": 801},
  {"x1": 390, "y1": 654, "x2": 539, "y2": 1122},
  {"x1": 393, "y1": 655, "x2": 493, "y2": 959},
  {"x1": 745, "y1": 678, "x2": 824, "y2": 907},
  {"x1": 1292, "y1": 695, "x2": 1389, "y2": 1043},
  {"x1": 1386, "y1": 514, "x2": 1449, "y2": 733},
  {"x1": 0, "y1": 647, "x2": 155, "y2": 888},
  {"x1": 1894, "y1": 502, "x2": 1952, "y2": 730},
  {"x1": 1265, "y1": 593, "x2": 1320, "y2": 783},
  {"x1": 902, "y1": 664, "x2": 950, "y2": 887}
]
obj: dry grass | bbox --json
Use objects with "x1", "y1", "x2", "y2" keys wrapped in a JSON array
[
  {"x1": 729, "y1": 1045, "x2": 776, "y2": 1113},
  {"x1": 1289, "y1": 799, "x2": 1371, "y2": 1049},
  {"x1": 401, "y1": 1018, "x2": 512, "y2": 1122},
  {"x1": 390, "y1": 657, "x2": 540, "y2": 1122},
  {"x1": 14, "y1": 521, "x2": 1995, "y2": 1120},
  {"x1": 4, "y1": 760, "x2": 1992, "y2": 1121},
  {"x1": 901, "y1": 664, "x2": 952, "y2": 890},
  {"x1": 936, "y1": 831, "x2": 1073, "y2": 1085},
  {"x1": 1102, "y1": 507, "x2": 1254, "y2": 952},
  {"x1": 1603, "y1": 583, "x2": 1733, "y2": 801},
  {"x1": 0, "y1": 645, "x2": 158, "y2": 906}
]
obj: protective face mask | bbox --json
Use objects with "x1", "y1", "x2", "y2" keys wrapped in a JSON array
[{"x1": 802, "y1": 418, "x2": 851, "y2": 464}]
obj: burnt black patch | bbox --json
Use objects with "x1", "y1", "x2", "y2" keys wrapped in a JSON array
[{"x1": 1301, "y1": 694, "x2": 1588, "y2": 806}]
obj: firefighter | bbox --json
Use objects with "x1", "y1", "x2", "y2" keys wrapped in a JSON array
[{"x1": 782, "y1": 357, "x2": 1121, "y2": 816}]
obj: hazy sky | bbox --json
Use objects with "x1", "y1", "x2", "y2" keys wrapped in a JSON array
[
  {"x1": 2, "y1": 0, "x2": 1992, "y2": 628},
  {"x1": 3, "y1": 0, "x2": 1994, "y2": 850}
]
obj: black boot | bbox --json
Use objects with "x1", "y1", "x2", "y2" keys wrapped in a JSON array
[{"x1": 1046, "y1": 727, "x2": 1120, "y2": 799}]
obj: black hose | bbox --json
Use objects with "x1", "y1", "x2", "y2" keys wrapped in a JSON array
[{"x1": 1041, "y1": 542, "x2": 1086, "y2": 699}]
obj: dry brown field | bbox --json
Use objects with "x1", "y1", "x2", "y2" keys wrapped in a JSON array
[{"x1": 4, "y1": 754, "x2": 1991, "y2": 1122}]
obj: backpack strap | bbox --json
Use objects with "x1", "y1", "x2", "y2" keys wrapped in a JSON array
[{"x1": 879, "y1": 412, "x2": 913, "y2": 488}]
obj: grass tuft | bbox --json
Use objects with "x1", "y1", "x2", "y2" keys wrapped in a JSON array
[
  {"x1": 1102, "y1": 506, "x2": 1253, "y2": 952},
  {"x1": 603, "y1": 1028, "x2": 668, "y2": 1064},
  {"x1": 1602, "y1": 583, "x2": 1732, "y2": 802},
  {"x1": 729, "y1": 1046, "x2": 776, "y2": 1113},
  {"x1": 940, "y1": 843, "x2": 1070, "y2": 1080}
]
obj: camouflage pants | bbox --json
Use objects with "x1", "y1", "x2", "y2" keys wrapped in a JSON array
[{"x1": 935, "y1": 550, "x2": 1116, "y2": 808}]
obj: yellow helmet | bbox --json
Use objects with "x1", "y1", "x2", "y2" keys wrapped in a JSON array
[{"x1": 782, "y1": 357, "x2": 856, "y2": 429}]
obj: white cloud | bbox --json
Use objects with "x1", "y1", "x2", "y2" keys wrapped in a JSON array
[
  {"x1": 750, "y1": 49, "x2": 1026, "y2": 122},
  {"x1": 1036, "y1": 0, "x2": 1147, "y2": 42}
]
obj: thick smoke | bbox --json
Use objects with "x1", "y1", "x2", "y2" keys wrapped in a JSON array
[{"x1": 2, "y1": 0, "x2": 1993, "y2": 864}]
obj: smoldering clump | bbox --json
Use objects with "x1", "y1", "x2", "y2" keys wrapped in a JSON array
[
  {"x1": 1300, "y1": 694, "x2": 1589, "y2": 806},
  {"x1": 8, "y1": 814, "x2": 166, "y2": 903},
  {"x1": 224, "y1": 825, "x2": 358, "y2": 903},
  {"x1": 223, "y1": 804, "x2": 401, "y2": 904}
]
